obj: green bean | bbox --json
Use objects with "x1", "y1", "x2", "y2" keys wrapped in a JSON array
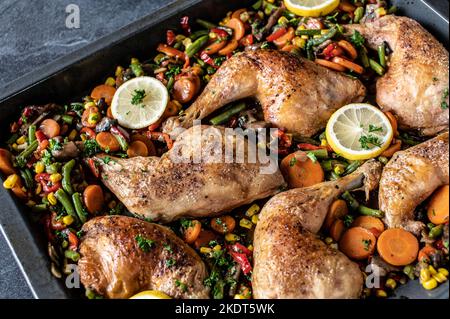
[
  {"x1": 378, "y1": 42, "x2": 386, "y2": 68},
  {"x1": 252, "y1": 0, "x2": 262, "y2": 10},
  {"x1": 306, "y1": 148, "x2": 328, "y2": 159},
  {"x1": 342, "y1": 191, "x2": 359, "y2": 210},
  {"x1": 344, "y1": 160, "x2": 362, "y2": 175},
  {"x1": 62, "y1": 159, "x2": 76, "y2": 195},
  {"x1": 32, "y1": 203, "x2": 48, "y2": 213},
  {"x1": 72, "y1": 192, "x2": 88, "y2": 224},
  {"x1": 210, "y1": 102, "x2": 246, "y2": 125},
  {"x1": 213, "y1": 279, "x2": 225, "y2": 299},
  {"x1": 6, "y1": 133, "x2": 19, "y2": 145},
  {"x1": 28, "y1": 125, "x2": 36, "y2": 144},
  {"x1": 173, "y1": 42, "x2": 182, "y2": 50},
  {"x1": 20, "y1": 168, "x2": 33, "y2": 189},
  {"x1": 369, "y1": 58, "x2": 385, "y2": 76},
  {"x1": 295, "y1": 29, "x2": 322, "y2": 36},
  {"x1": 61, "y1": 115, "x2": 73, "y2": 125},
  {"x1": 378, "y1": 156, "x2": 389, "y2": 165},
  {"x1": 322, "y1": 159, "x2": 347, "y2": 172},
  {"x1": 358, "y1": 205, "x2": 384, "y2": 218},
  {"x1": 167, "y1": 76, "x2": 175, "y2": 92},
  {"x1": 112, "y1": 133, "x2": 128, "y2": 151},
  {"x1": 186, "y1": 35, "x2": 209, "y2": 58},
  {"x1": 55, "y1": 189, "x2": 79, "y2": 223},
  {"x1": 429, "y1": 225, "x2": 443, "y2": 239},
  {"x1": 354, "y1": 7, "x2": 364, "y2": 23},
  {"x1": 190, "y1": 30, "x2": 209, "y2": 40},
  {"x1": 130, "y1": 62, "x2": 144, "y2": 77},
  {"x1": 359, "y1": 47, "x2": 370, "y2": 68},
  {"x1": 46, "y1": 163, "x2": 61, "y2": 174},
  {"x1": 196, "y1": 19, "x2": 216, "y2": 30},
  {"x1": 329, "y1": 171, "x2": 340, "y2": 181},
  {"x1": 64, "y1": 250, "x2": 80, "y2": 262},
  {"x1": 307, "y1": 27, "x2": 337, "y2": 47},
  {"x1": 388, "y1": 6, "x2": 398, "y2": 14},
  {"x1": 16, "y1": 139, "x2": 38, "y2": 162}
]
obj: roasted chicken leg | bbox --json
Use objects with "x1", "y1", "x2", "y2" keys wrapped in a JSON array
[
  {"x1": 346, "y1": 15, "x2": 449, "y2": 136},
  {"x1": 379, "y1": 132, "x2": 449, "y2": 235},
  {"x1": 96, "y1": 125, "x2": 285, "y2": 223},
  {"x1": 78, "y1": 215, "x2": 209, "y2": 299},
  {"x1": 163, "y1": 49, "x2": 366, "y2": 137},
  {"x1": 253, "y1": 160, "x2": 382, "y2": 299}
]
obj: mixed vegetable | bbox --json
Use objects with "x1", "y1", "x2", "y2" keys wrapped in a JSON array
[{"x1": 0, "y1": 0, "x2": 448, "y2": 299}]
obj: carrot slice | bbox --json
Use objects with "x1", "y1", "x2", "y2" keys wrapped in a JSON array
[
  {"x1": 184, "y1": 220, "x2": 202, "y2": 244},
  {"x1": 377, "y1": 228, "x2": 419, "y2": 266},
  {"x1": 91, "y1": 84, "x2": 117, "y2": 105},
  {"x1": 106, "y1": 106, "x2": 114, "y2": 118},
  {"x1": 332, "y1": 56, "x2": 364, "y2": 74},
  {"x1": 211, "y1": 215, "x2": 236, "y2": 234},
  {"x1": 131, "y1": 134, "x2": 156, "y2": 156},
  {"x1": 219, "y1": 39, "x2": 239, "y2": 56},
  {"x1": 194, "y1": 230, "x2": 217, "y2": 249},
  {"x1": 126, "y1": 140, "x2": 148, "y2": 158},
  {"x1": 340, "y1": 227, "x2": 376, "y2": 260},
  {"x1": 203, "y1": 40, "x2": 228, "y2": 55},
  {"x1": 337, "y1": 40, "x2": 358, "y2": 60},
  {"x1": 427, "y1": 185, "x2": 449, "y2": 225},
  {"x1": 83, "y1": 185, "x2": 104, "y2": 214},
  {"x1": 95, "y1": 132, "x2": 120, "y2": 152},
  {"x1": 315, "y1": 58, "x2": 347, "y2": 72},
  {"x1": 384, "y1": 111, "x2": 398, "y2": 136},
  {"x1": 381, "y1": 139, "x2": 402, "y2": 158},
  {"x1": 273, "y1": 27, "x2": 295, "y2": 48},
  {"x1": 330, "y1": 219, "x2": 346, "y2": 242},
  {"x1": 231, "y1": 8, "x2": 247, "y2": 20},
  {"x1": 352, "y1": 216, "x2": 385, "y2": 237},
  {"x1": 0, "y1": 148, "x2": 16, "y2": 175},
  {"x1": 418, "y1": 245, "x2": 437, "y2": 263},
  {"x1": 39, "y1": 119, "x2": 60, "y2": 139},
  {"x1": 226, "y1": 18, "x2": 245, "y2": 41},
  {"x1": 324, "y1": 199, "x2": 348, "y2": 231},
  {"x1": 280, "y1": 151, "x2": 325, "y2": 188}
]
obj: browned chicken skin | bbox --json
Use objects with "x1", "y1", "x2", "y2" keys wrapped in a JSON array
[
  {"x1": 78, "y1": 215, "x2": 209, "y2": 299},
  {"x1": 253, "y1": 160, "x2": 382, "y2": 299},
  {"x1": 346, "y1": 15, "x2": 449, "y2": 136},
  {"x1": 379, "y1": 132, "x2": 449, "y2": 235},
  {"x1": 96, "y1": 125, "x2": 285, "y2": 223},
  {"x1": 164, "y1": 49, "x2": 366, "y2": 137}
]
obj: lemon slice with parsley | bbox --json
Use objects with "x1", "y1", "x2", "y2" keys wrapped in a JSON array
[
  {"x1": 284, "y1": 0, "x2": 340, "y2": 17},
  {"x1": 111, "y1": 76, "x2": 168, "y2": 129},
  {"x1": 129, "y1": 290, "x2": 172, "y2": 299},
  {"x1": 325, "y1": 103, "x2": 394, "y2": 160}
]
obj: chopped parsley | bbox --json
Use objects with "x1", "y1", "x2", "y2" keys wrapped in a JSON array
[
  {"x1": 102, "y1": 156, "x2": 111, "y2": 164},
  {"x1": 441, "y1": 88, "x2": 449, "y2": 110},
  {"x1": 368, "y1": 124, "x2": 383, "y2": 133},
  {"x1": 165, "y1": 65, "x2": 182, "y2": 78},
  {"x1": 135, "y1": 234, "x2": 155, "y2": 252},
  {"x1": 49, "y1": 139, "x2": 63, "y2": 152},
  {"x1": 180, "y1": 218, "x2": 193, "y2": 229},
  {"x1": 131, "y1": 89, "x2": 146, "y2": 105},
  {"x1": 41, "y1": 149, "x2": 53, "y2": 165},
  {"x1": 213, "y1": 56, "x2": 226, "y2": 66},
  {"x1": 289, "y1": 156, "x2": 297, "y2": 167},
  {"x1": 83, "y1": 139, "x2": 101, "y2": 157},
  {"x1": 163, "y1": 243, "x2": 173, "y2": 253},
  {"x1": 343, "y1": 215, "x2": 354, "y2": 227},
  {"x1": 362, "y1": 239, "x2": 372, "y2": 251},
  {"x1": 359, "y1": 134, "x2": 382, "y2": 150},
  {"x1": 175, "y1": 280, "x2": 188, "y2": 292},
  {"x1": 350, "y1": 30, "x2": 365, "y2": 48},
  {"x1": 166, "y1": 258, "x2": 176, "y2": 267}
]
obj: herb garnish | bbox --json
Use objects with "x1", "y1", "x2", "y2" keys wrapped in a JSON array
[
  {"x1": 350, "y1": 30, "x2": 365, "y2": 48},
  {"x1": 368, "y1": 124, "x2": 383, "y2": 133},
  {"x1": 289, "y1": 156, "x2": 297, "y2": 167},
  {"x1": 102, "y1": 156, "x2": 111, "y2": 164},
  {"x1": 343, "y1": 215, "x2": 354, "y2": 227},
  {"x1": 83, "y1": 139, "x2": 101, "y2": 157},
  {"x1": 131, "y1": 89, "x2": 146, "y2": 105},
  {"x1": 163, "y1": 243, "x2": 173, "y2": 253},
  {"x1": 362, "y1": 239, "x2": 372, "y2": 251},
  {"x1": 359, "y1": 134, "x2": 382, "y2": 150},
  {"x1": 441, "y1": 88, "x2": 449, "y2": 110},
  {"x1": 175, "y1": 280, "x2": 188, "y2": 292},
  {"x1": 166, "y1": 258, "x2": 176, "y2": 267},
  {"x1": 135, "y1": 234, "x2": 155, "y2": 252}
]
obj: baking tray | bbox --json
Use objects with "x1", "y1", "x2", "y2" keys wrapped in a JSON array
[{"x1": 0, "y1": 0, "x2": 448, "y2": 299}]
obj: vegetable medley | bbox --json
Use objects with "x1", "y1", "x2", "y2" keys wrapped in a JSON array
[{"x1": 0, "y1": 0, "x2": 448, "y2": 299}]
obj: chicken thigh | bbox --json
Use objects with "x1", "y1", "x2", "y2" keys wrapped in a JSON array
[
  {"x1": 96, "y1": 125, "x2": 285, "y2": 223},
  {"x1": 163, "y1": 49, "x2": 366, "y2": 137},
  {"x1": 345, "y1": 15, "x2": 449, "y2": 136},
  {"x1": 379, "y1": 132, "x2": 449, "y2": 235},
  {"x1": 253, "y1": 160, "x2": 383, "y2": 299},
  {"x1": 78, "y1": 215, "x2": 209, "y2": 299}
]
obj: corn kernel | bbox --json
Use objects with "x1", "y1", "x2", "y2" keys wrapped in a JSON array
[
  {"x1": 225, "y1": 233, "x2": 240, "y2": 242},
  {"x1": 88, "y1": 113, "x2": 100, "y2": 125},
  {"x1": 324, "y1": 237, "x2": 333, "y2": 245},
  {"x1": 321, "y1": 139, "x2": 328, "y2": 147},
  {"x1": 422, "y1": 278, "x2": 438, "y2": 290},
  {"x1": 298, "y1": 25, "x2": 306, "y2": 30},
  {"x1": 47, "y1": 192, "x2": 57, "y2": 206},
  {"x1": 376, "y1": 7, "x2": 387, "y2": 16},
  {"x1": 63, "y1": 215, "x2": 74, "y2": 226},
  {"x1": 12, "y1": 143, "x2": 19, "y2": 151},
  {"x1": 428, "y1": 265, "x2": 438, "y2": 275},
  {"x1": 26, "y1": 200, "x2": 36, "y2": 207},
  {"x1": 80, "y1": 134, "x2": 88, "y2": 141},
  {"x1": 213, "y1": 245, "x2": 222, "y2": 252},
  {"x1": 313, "y1": 35, "x2": 321, "y2": 39},
  {"x1": 278, "y1": 16, "x2": 289, "y2": 26},
  {"x1": 50, "y1": 173, "x2": 62, "y2": 184},
  {"x1": 105, "y1": 77, "x2": 116, "y2": 87},
  {"x1": 240, "y1": 218, "x2": 253, "y2": 229},
  {"x1": 420, "y1": 268, "x2": 431, "y2": 282},
  {"x1": 35, "y1": 162, "x2": 45, "y2": 174},
  {"x1": 301, "y1": 35, "x2": 309, "y2": 40},
  {"x1": 251, "y1": 214, "x2": 259, "y2": 225},
  {"x1": 266, "y1": 0, "x2": 275, "y2": 3},
  {"x1": 385, "y1": 278, "x2": 397, "y2": 290},
  {"x1": 84, "y1": 101, "x2": 96, "y2": 109},
  {"x1": 200, "y1": 247, "x2": 212, "y2": 254},
  {"x1": 292, "y1": 37, "x2": 306, "y2": 49},
  {"x1": 245, "y1": 204, "x2": 260, "y2": 217},
  {"x1": 3, "y1": 174, "x2": 19, "y2": 189},
  {"x1": 35, "y1": 183, "x2": 42, "y2": 195},
  {"x1": 131, "y1": 58, "x2": 139, "y2": 65},
  {"x1": 234, "y1": 294, "x2": 246, "y2": 299},
  {"x1": 432, "y1": 273, "x2": 447, "y2": 284},
  {"x1": 247, "y1": 244, "x2": 254, "y2": 251},
  {"x1": 68, "y1": 129, "x2": 77, "y2": 141},
  {"x1": 16, "y1": 136, "x2": 27, "y2": 145},
  {"x1": 438, "y1": 268, "x2": 449, "y2": 277},
  {"x1": 115, "y1": 66, "x2": 124, "y2": 77},
  {"x1": 375, "y1": 289, "x2": 387, "y2": 298},
  {"x1": 334, "y1": 164, "x2": 346, "y2": 175}
]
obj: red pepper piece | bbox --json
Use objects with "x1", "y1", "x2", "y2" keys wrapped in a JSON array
[
  {"x1": 80, "y1": 127, "x2": 96, "y2": 139},
  {"x1": 43, "y1": 181, "x2": 61, "y2": 194},
  {"x1": 200, "y1": 52, "x2": 219, "y2": 68},
  {"x1": 230, "y1": 243, "x2": 252, "y2": 256},
  {"x1": 266, "y1": 27, "x2": 287, "y2": 42},
  {"x1": 35, "y1": 130, "x2": 47, "y2": 143},
  {"x1": 229, "y1": 251, "x2": 252, "y2": 275},
  {"x1": 167, "y1": 30, "x2": 176, "y2": 46},
  {"x1": 88, "y1": 158, "x2": 100, "y2": 178},
  {"x1": 64, "y1": 229, "x2": 80, "y2": 251},
  {"x1": 50, "y1": 211, "x2": 66, "y2": 231},
  {"x1": 240, "y1": 34, "x2": 254, "y2": 46},
  {"x1": 210, "y1": 28, "x2": 229, "y2": 38}
]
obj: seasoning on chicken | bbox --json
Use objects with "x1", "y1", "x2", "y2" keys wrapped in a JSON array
[
  {"x1": 345, "y1": 15, "x2": 449, "y2": 136},
  {"x1": 379, "y1": 132, "x2": 449, "y2": 235},
  {"x1": 78, "y1": 215, "x2": 210, "y2": 299},
  {"x1": 252, "y1": 160, "x2": 383, "y2": 299},
  {"x1": 163, "y1": 49, "x2": 366, "y2": 138}
]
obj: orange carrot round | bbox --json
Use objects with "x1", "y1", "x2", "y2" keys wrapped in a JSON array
[
  {"x1": 211, "y1": 215, "x2": 236, "y2": 234},
  {"x1": 330, "y1": 219, "x2": 346, "y2": 242},
  {"x1": 106, "y1": 106, "x2": 114, "y2": 118},
  {"x1": 0, "y1": 148, "x2": 16, "y2": 175},
  {"x1": 127, "y1": 140, "x2": 148, "y2": 157},
  {"x1": 203, "y1": 40, "x2": 228, "y2": 55},
  {"x1": 131, "y1": 134, "x2": 156, "y2": 156},
  {"x1": 226, "y1": 18, "x2": 245, "y2": 41},
  {"x1": 315, "y1": 58, "x2": 347, "y2": 72},
  {"x1": 352, "y1": 216, "x2": 385, "y2": 237},
  {"x1": 339, "y1": 227, "x2": 376, "y2": 260},
  {"x1": 91, "y1": 84, "x2": 117, "y2": 105},
  {"x1": 332, "y1": 56, "x2": 364, "y2": 74},
  {"x1": 95, "y1": 131, "x2": 120, "y2": 152},
  {"x1": 231, "y1": 8, "x2": 247, "y2": 20},
  {"x1": 324, "y1": 199, "x2": 348, "y2": 230},
  {"x1": 384, "y1": 111, "x2": 398, "y2": 136},
  {"x1": 280, "y1": 152, "x2": 325, "y2": 188},
  {"x1": 381, "y1": 139, "x2": 402, "y2": 158},
  {"x1": 219, "y1": 39, "x2": 239, "y2": 56},
  {"x1": 184, "y1": 220, "x2": 202, "y2": 244},
  {"x1": 377, "y1": 228, "x2": 419, "y2": 266},
  {"x1": 337, "y1": 40, "x2": 358, "y2": 60},
  {"x1": 39, "y1": 119, "x2": 60, "y2": 138},
  {"x1": 418, "y1": 245, "x2": 437, "y2": 263},
  {"x1": 427, "y1": 185, "x2": 449, "y2": 225},
  {"x1": 83, "y1": 185, "x2": 104, "y2": 214}
]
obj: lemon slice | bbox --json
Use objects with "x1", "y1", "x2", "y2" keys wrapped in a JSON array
[
  {"x1": 284, "y1": 0, "x2": 340, "y2": 17},
  {"x1": 326, "y1": 103, "x2": 393, "y2": 160},
  {"x1": 129, "y1": 290, "x2": 172, "y2": 299},
  {"x1": 111, "y1": 76, "x2": 169, "y2": 129}
]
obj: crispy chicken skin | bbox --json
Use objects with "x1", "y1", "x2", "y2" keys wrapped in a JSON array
[
  {"x1": 379, "y1": 132, "x2": 449, "y2": 235},
  {"x1": 346, "y1": 15, "x2": 449, "y2": 136},
  {"x1": 253, "y1": 160, "x2": 382, "y2": 299},
  {"x1": 96, "y1": 125, "x2": 285, "y2": 223},
  {"x1": 78, "y1": 215, "x2": 209, "y2": 299},
  {"x1": 164, "y1": 49, "x2": 366, "y2": 137}
]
